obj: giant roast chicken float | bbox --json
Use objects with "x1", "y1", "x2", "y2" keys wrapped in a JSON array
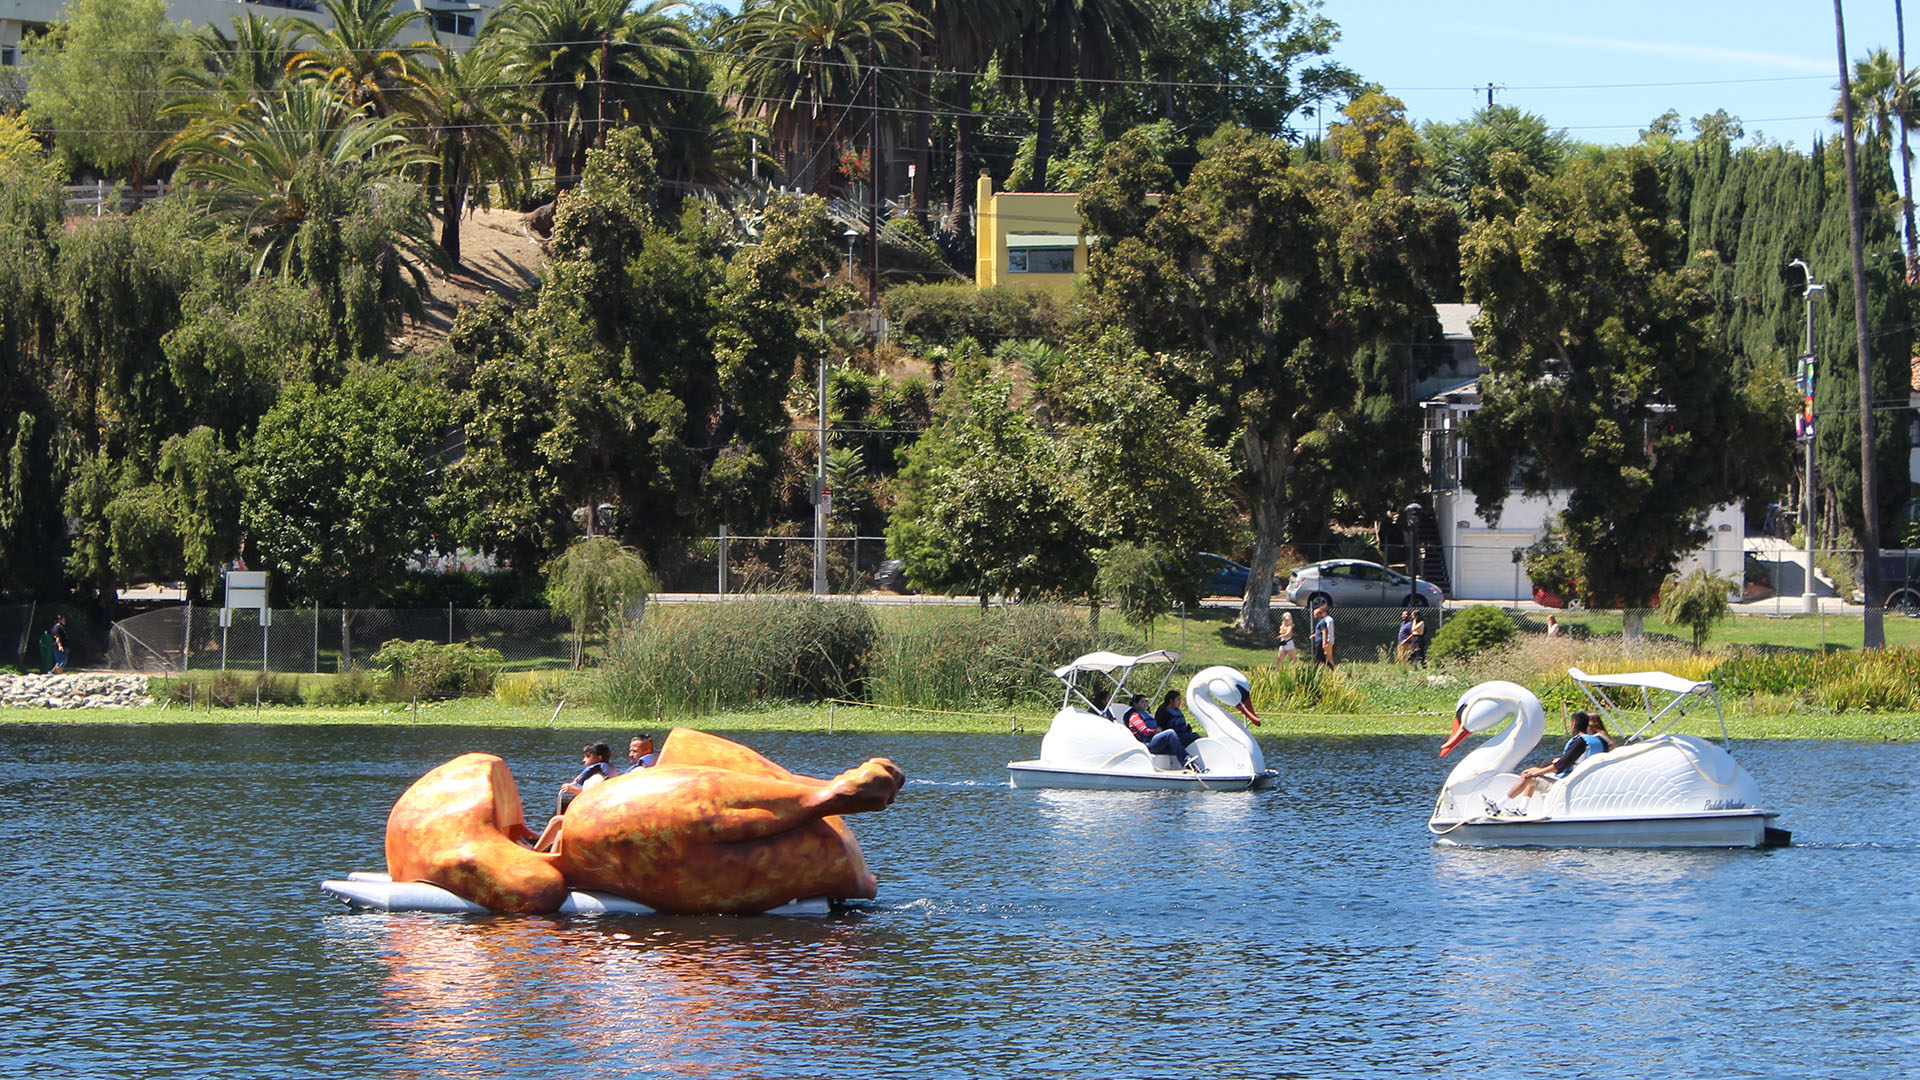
[{"x1": 322, "y1": 729, "x2": 904, "y2": 915}]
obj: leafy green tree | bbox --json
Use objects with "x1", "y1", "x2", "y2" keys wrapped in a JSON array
[
  {"x1": 23, "y1": 0, "x2": 190, "y2": 191},
  {"x1": 448, "y1": 136, "x2": 841, "y2": 570},
  {"x1": 1663, "y1": 566, "x2": 1734, "y2": 653},
  {"x1": 1079, "y1": 104, "x2": 1451, "y2": 637},
  {"x1": 1459, "y1": 147, "x2": 1788, "y2": 635},
  {"x1": 240, "y1": 374, "x2": 453, "y2": 604},
  {"x1": 1094, "y1": 543, "x2": 1176, "y2": 636},
  {"x1": 1419, "y1": 105, "x2": 1572, "y2": 221},
  {"x1": 887, "y1": 358, "x2": 1087, "y2": 602},
  {"x1": 0, "y1": 160, "x2": 65, "y2": 597},
  {"x1": 544, "y1": 536, "x2": 656, "y2": 666}
]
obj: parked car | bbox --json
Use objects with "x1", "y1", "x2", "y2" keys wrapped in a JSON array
[
  {"x1": 871, "y1": 559, "x2": 913, "y2": 594},
  {"x1": 1285, "y1": 559, "x2": 1444, "y2": 609},
  {"x1": 1196, "y1": 553, "x2": 1284, "y2": 598}
]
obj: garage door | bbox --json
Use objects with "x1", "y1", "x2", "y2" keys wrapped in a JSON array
[{"x1": 1453, "y1": 530, "x2": 1535, "y2": 601}]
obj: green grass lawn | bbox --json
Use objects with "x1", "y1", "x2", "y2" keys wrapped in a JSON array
[{"x1": 11, "y1": 693, "x2": 1913, "y2": 741}]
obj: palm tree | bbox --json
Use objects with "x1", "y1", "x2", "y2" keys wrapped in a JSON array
[
  {"x1": 485, "y1": 0, "x2": 694, "y2": 192},
  {"x1": 721, "y1": 0, "x2": 926, "y2": 194},
  {"x1": 919, "y1": 0, "x2": 1027, "y2": 226},
  {"x1": 998, "y1": 0, "x2": 1156, "y2": 191},
  {"x1": 416, "y1": 42, "x2": 528, "y2": 266},
  {"x1": 172, "y1": 13, "x2": 304, "y2": 114},
  {"x1": 1837, "y1": 47, "x2": 1920, "y2": 279},
  {"x1": 163, "y1": 83, "x2": 436, "y2": 299},
  {"x1": 648, "y1": 59, "x2": 771, "y2": 207},
  {"x1": 289, "y1": 0, "x2": 435, "y2": 118}
]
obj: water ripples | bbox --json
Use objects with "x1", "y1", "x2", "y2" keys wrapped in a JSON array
[{"x1": 0, "y1": 726, "x2": 1911, "y2": 1077}]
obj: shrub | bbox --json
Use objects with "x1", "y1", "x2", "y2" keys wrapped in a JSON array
[
  {"x1": 160, "y1": 671, "x2": 302, "y2": 707},
  {"x1": 881, "y1": 283, "x2": 1061, "y2": 350},
  {"x1": 596, "y1": 597, "x2": 877, "y2": 718},
  {"x1": 1662, "y1": 567, "x2": 1735, "y2": 652},
  {"x1": 307, "y1": 665, "x2": 383, "y2": 705},
  {"x1": 369, "y1": 639, "x2": 504, "y2": 699},
  {"x1": 868, "y1": 604, "x2": 1120, "y2": 710},
  {"x1": 1428, "y1": 605, "x2": 1518, "y2": 660}
]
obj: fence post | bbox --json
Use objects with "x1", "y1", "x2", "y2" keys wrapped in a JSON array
[
  {"x1": 717, "y1": 526, "x2": 729, "y2": 599},
  {"x1": 182, "y1": 601, "x2": 191, "y2": 673},
  {"x1": 448, "y1": 600, "x2": 454, "y2": 644},
  {"x1": 313, "y1": 599, "x2": 319, "y2": 674}
]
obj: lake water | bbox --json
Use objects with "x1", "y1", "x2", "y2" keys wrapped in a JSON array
[{"x1": 0, "y1": 724, "x2": 1913, "y2": 1079}]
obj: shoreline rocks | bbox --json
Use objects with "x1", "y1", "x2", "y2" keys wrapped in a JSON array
[{"x1": 0, "y1": 673, "x2": 153, "y2": 709}]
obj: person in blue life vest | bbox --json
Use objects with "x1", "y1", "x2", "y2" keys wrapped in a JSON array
[
  {"x1": 1507, "y1": 711, "x2": 1597, "y2": 801},
  {"x1": 627, "y1": 734, "x2": 658, "y2": 771},
  {"x1": 1146, "y1": 690, "x2": 1201, "y2": 768},
  {"x1": 531, "y1": 742, "x2": 617, "y2": 851}
]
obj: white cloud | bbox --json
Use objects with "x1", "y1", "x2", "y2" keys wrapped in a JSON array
[{"x1": 1479, "y1": 28, "x2": 1831, "y2": 75}]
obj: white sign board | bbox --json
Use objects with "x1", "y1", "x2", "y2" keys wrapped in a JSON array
[{"x1": 223, "y1": 570, "x2": 270, "y2": 627}]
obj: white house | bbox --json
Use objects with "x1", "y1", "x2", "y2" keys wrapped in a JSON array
[
  {"x1": 1417, "y1": 303, "x2": 1745, "y2": 602},
  {"x1": 1, "y1": 0, "x2": 493, "y2": 68}
]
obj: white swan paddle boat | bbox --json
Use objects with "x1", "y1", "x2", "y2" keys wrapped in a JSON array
[
  {"x1": 1429, "y1": 668, "x2": 1788, "y2": 848},
  {"x1": 1007, "y1": 650, "x2": 1276, "y2": 791}
]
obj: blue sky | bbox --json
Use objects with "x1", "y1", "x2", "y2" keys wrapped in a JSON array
[{"x1": 1318, "y1": 1, "x2": 1909, "y2": 146}]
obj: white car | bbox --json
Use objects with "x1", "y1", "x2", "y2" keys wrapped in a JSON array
[{"x1": 1285, "y1": 559, "x2": 1444, "y2": 609}]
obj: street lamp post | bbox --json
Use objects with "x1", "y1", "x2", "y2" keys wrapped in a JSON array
[
  {"x1": 844, "y1": 227, "x2": 858, "y2": 286},
  {"x1": 1791, "y1": 258, "x2": 1824, "y2": 613},
  {"x1": 1403, "y1": 503, "x2": 1423, "y2": 606}
]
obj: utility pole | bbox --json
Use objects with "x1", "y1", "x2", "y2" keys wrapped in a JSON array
[
  {"x1": 813, "y1": 315, "x2": 829, "y2": 596},
  {"x1": 868, "y1": 40, "x2": 881, "y2": 321},
  {"x1": 597, "y1": 33, "x2": 612, "y2": 149},
  {"x1": 1790, "y1": 258, "x2": 1824, "y2": 613},
  {"x1": 1835, "y1": 0, "x2": 1887, "y2": 648}
]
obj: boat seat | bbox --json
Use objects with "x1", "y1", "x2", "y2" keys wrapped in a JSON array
[{"x1": 1151, "y1": 754, "x2": 1186, "y2": 771}]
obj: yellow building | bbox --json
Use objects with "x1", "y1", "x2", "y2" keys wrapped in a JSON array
[{"x1": 973, "y1": 176, "x2": 1086, "y2": 295}]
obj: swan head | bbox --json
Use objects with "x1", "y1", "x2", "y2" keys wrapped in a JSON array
[
  {"x1": 1191, "y1": 666, "x2": 1261, "y2": 728},
  {"x1": 1439, "y1": 682, "x2": 1528, "y2": 757}
]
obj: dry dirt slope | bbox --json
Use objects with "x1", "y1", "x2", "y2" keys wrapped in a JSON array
[{"x1": 404, "y1": 208, "x2": 549, "y2": 349}]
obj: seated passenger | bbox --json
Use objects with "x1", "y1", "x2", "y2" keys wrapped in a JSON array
[
  {"x1": 533, "y1": 741, "x2": 616, "y2": 852},
  {"x1": 1507, "y1": 712, "x2": 1592, "y2": 802},
  {"x1": 1086, "y1": 688, "x2": 1113, "y2": 719},
  {"x1": 1585, "y1": 716, "x2": 1614, "y2": 753},
  {"x1": 1122, "y1": 693, "x2": 1158, "y2": 743},
  {"x1": 1147, "y1": 690, "x2": 1201, "y2": 768}
]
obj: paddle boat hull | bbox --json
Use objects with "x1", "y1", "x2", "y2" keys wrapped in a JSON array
[
  {"x1": 1006, "y1": 760, "x2": 1276, "y2": 791},
  {"x1": 320, "y1": 871, "x2": 832, "y2": 916},
  {"x1": 1428, "y1": 810, "x2": 1788, "y2": 849}
]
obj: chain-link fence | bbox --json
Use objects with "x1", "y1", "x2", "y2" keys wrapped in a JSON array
[
  {"x1": 659, "y1": 535, "x2": 892, "y2": 595},
  {"x1": 106, "y1": 606, "x2": 574, "y2": 675}
]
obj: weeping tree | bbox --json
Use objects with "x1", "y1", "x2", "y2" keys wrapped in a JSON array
[{"x1": 544, "y1": 536, "x2": 657, "y2": 667}]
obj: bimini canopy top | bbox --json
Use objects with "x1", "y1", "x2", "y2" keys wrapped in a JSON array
[
  {"x1": 1568, "y1": 667, "x2": 1727, "y2": 747},
  {"x1": 1052, "y1": 650, "x2": 1182, "y2": 679},
  {"x1": 1568, "y1": 668, "x2": 1713, "y2": 695}
]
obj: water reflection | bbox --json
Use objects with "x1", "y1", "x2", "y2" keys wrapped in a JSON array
[{"x1": 337, "y1": 912, "x2": 882, "y2": 1077}]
